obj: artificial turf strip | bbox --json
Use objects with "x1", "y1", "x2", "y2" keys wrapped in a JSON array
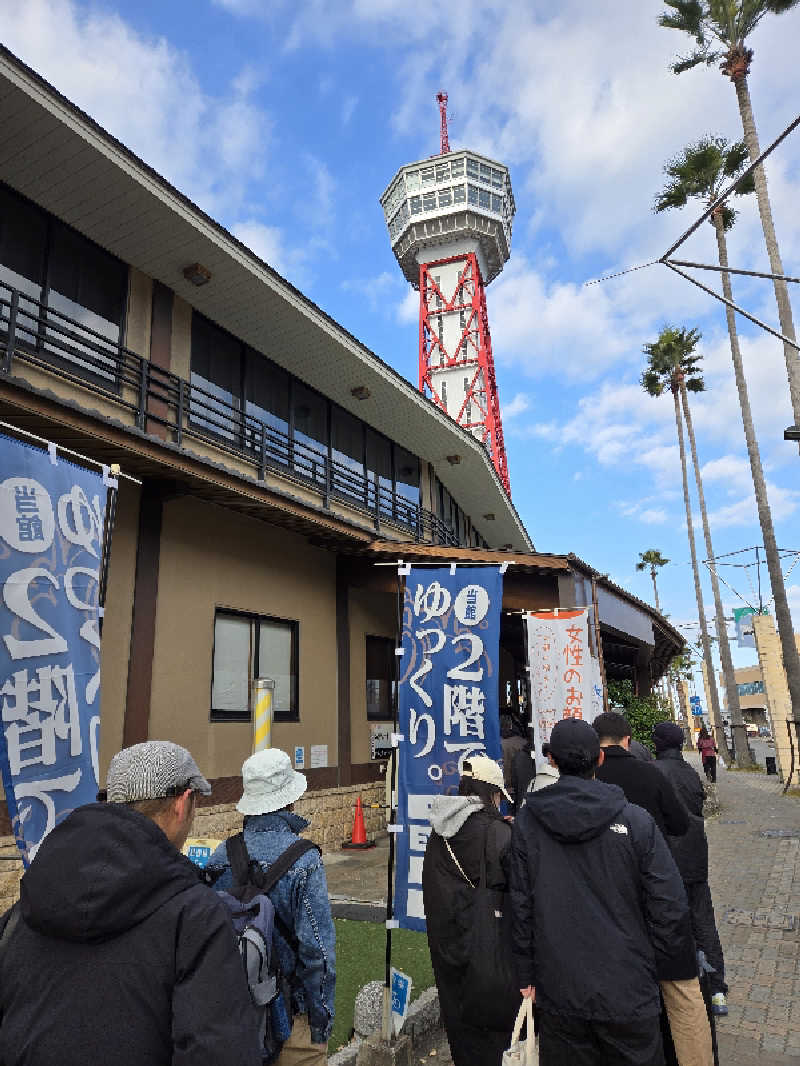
[{"x1": 330, "y1": 918, "x2": 435, "y2": 1052}]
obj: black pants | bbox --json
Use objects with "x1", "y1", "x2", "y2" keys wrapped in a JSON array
[
  {"x1": 538, "y1": 1011, "x2": 664, "y2": 1066},
  {"x1": 702, "y1": 757, "x2": 717, "y2": 784},
  {"x1": 687, "y1": 881, "x2": 727, "y2": 995}
]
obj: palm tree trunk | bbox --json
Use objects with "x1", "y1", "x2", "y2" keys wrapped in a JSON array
[
  {"x1": 732, "y1": 73, "x2": 800, "y2": 432},
  {"x1": 713, "y1": 213, "x2": 800, "y2": 735},
  {"x1": 650, "y1": 566, "x2": 661, "y2": 613},
  {"x1": 679, "y1": 383, "x2": 752, "y2": 767},
  {"x1": 672, "y1": 387, "x2": 731, "y2": 763}
]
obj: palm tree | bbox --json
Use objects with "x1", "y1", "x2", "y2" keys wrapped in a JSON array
[
  {"x1": 655, "y1": 137, "x2": 800, "y2": 751},
  {"x1": 641, "y1": 326, "x2": 733, "y2": 764},
  {"x1": 658, "y1": 1, "x2": 800, "y2": 433},
  {"x1": 636, "y1": 549, "x2": 670, "y2": 612}
]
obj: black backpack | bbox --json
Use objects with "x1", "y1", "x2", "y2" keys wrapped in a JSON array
[{"x1": 210, "y1": 834, "x2": 320, "y2": 1064}]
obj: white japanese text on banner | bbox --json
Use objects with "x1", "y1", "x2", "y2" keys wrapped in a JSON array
[
  {"x1": 0, "y1": 435, "x2": 108, "y2": 863},
  {"x1": 394, "y1": 565, "x2": 503, "y2": 932}
]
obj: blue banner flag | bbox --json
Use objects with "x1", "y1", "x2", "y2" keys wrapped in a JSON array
[
  {"x1": 394, "y1": 565, "x2": 503, "y2": 931},
  {"x1": 0, "y1": 435, "x2": 107, "y2": 863}
]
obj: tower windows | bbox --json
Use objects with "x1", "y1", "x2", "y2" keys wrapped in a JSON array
[
  {"x1": 480, "y1": 163, "x2": 492, "y2": 184},
  {"x1": 453, "y1": 184, "x2": 466, "y2": 204},
  {"x1": 467, "y1": 185, "x2": 479, "y2": 206},
  {"x1": 466, "y1": 158, "x2": 479, "y2": 179},
  {"x1": 450, "y1": 158, "x2": 464, "y2": 178},
  {"x1": 421, "y1": 167, "x2": 435, "y2": 185},
  {"x1": 422, "y1": 192, "x2": 436, "y2": 212},
  {"x1": 410, "y1": 195, "x2": 422, "y2": 215},
  {"x1": 438, "y1": 187, "x2": 452, "y2": 208},
  {"x1": 435, "y1": 162, "x2": 450, "y2": 182},
  {"x1": 441, "y1": 380, "x2": 448, "y2": 411},
  {"x1": 479, "y1": 188, "x2": 490, "y2": 210}
]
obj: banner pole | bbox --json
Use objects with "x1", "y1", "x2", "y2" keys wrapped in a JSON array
[
  {"x1": 591, "y1": 577, "x2": 609, "y2": 713},
  {"x1": 97, "y1": 465, "x2": 120, "y2": 640},
  {"x1": 382, "y1": 568, "x2": 402, "y2": 1042}
]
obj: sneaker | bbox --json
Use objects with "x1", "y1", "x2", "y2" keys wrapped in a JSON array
[{"x1": 711, "y1": 993, "x2": 728, "y2": 1016}]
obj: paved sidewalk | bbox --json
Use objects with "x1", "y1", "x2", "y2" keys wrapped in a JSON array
[{"x1": 702, "y1": 759, "x2": 800, "y2": 1064}]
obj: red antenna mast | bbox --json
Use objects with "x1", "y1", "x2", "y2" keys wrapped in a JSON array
[{"x1": 436, "y1": 91, "x2": 450, "y2": 154}]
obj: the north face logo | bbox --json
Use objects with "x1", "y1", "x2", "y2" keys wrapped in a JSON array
[{"x1": 609, "y1": 823, "x2": 628, "y2": 835}]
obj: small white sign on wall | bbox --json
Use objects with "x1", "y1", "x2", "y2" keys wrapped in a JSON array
[
  {"x1": 294, "y1": 746, "x2": 305, "y2": 770},
  {"x1": 310, "y1": 744, "x2": 328, "y2": 769}
]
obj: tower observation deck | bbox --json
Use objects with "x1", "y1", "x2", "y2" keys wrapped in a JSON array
[{"x1": 380, "y1": 97, "x2": 515, "y2": 494}]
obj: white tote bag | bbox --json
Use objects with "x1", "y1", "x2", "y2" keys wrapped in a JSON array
[{"x1": 502, "y1": 999, "x2": 538, "y2": 1066}]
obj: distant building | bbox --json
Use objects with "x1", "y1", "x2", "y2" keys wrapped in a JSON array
[{"x1": 719, "y1": 666, "x2": 769, "y2": 729}]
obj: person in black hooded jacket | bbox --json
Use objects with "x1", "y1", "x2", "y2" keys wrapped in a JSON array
[
  {"x1": 422, "y1": 755, "x2": 514, "y2": 1066},
  {"x1": 510, "y1": 719, "x2": 693, "y2": 1066},
  {"x1": 652, "y1": 721, "x2": 728, "y2": 1016},
  {"x1": 0, "y1": 741, "x2": 261, "y2": 1066}
]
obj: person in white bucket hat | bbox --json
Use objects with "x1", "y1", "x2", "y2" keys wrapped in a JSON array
[{"x1": 209, "y1": 750, "x2": 336, "y2": 1064}]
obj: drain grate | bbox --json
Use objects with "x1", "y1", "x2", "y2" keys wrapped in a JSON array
[
  {"x1": 725, "y1": 908, "x2": 796, "y2": 931},
  {"x1": 759, "y1": 829, "x2": 800, "y2": 839}
]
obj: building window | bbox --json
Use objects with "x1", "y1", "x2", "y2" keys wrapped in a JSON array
[
  {"x1": 440, "y1": 380, "x2": 448, "y2": 411},
  {"x1": 422, "y1": 192, "x2": 436, "y2": 212},
  {"x1": 737, "y1": 680, "x2": 765, "y2": 697},
  {"x1": 435, "y1": 163, "x2": 450, "y2": 183},
  {"x1": 479, "y1": 188, "x2": 491, "y2": 210},
  {"x1": 450, "y1": 158, "x2": 464, "y2": 178},
  {"x1": 0, "y1": 184, "x2": 127, "y2": 385},
  {"x1": 466, "y1": 158, "x2": 479, "y2": 180},
  {"x1": 421, "y1": 167, "x2": 435, "y2": 185},
  {"x1": 453, "y1": 185, "x2": 466, "y2": 204},
  {"x1": 468, "y1": 184, "x2": 479, "y2": 206},
  {"x1": 480, "y1": 163, "x2": 492, "y2": 184},
  {"x1": 406, "y1": 171, "x2": 420, "y2": 192},
  {"x1": 438, "y1": 187, "x2": 452, "y2": 208},
  {"x1": 410, "y1": 195, "x2": 422, "y2": 215},
  {"x1": 190, "y1": 313, "x2": 243, "y2": 442},
  {"x1": 366, "y1": 635, "x2": 396, "y2": 721},
  {"x1": 211, "y1": 610, "x2": 298, "y2": 722}
]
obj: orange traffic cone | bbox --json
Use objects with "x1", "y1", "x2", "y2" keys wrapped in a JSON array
[{"x1": 342, "y1": 795, "x2": 375, "y2": 850}]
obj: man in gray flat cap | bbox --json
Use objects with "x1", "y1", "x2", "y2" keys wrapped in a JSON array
[{"x1": 0, "y1": 740, "x2": 260, "y2": 1066}]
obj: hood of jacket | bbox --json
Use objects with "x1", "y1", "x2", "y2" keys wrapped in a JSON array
[
  {"x1": 20, "y1": 803, "x2": 203, "y2": 944},
  {"x1": 429, "y1": 795, "x2": 484, "y2": 839},
  {"x1": 525, "y1": 775, "x2": 628, "y2": 843}
]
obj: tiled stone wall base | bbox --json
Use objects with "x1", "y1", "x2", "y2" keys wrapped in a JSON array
[
  {"x1": 191, "y1": 780, "x2": 388, "y2": 851},
  {"x1": 0, "y1": 838, "x2": 23, "y2": 915}
]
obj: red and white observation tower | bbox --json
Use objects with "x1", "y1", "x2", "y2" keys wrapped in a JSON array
[{"x1": 380, "y1": 92, "x2": 514, "y2": 495}]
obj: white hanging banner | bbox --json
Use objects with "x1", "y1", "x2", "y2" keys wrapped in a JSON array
[{"x1": 526, "y1": 609, "x2": 597, "y2": 770}]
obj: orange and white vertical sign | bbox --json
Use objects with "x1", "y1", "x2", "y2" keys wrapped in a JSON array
[{"x1": 525, "y1": 609, "x2": 595, "y2": 768}]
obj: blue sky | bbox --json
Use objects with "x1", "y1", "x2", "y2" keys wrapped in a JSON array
[{"x1": 3, "y1": 0, "x2": 799, "y2": 693}]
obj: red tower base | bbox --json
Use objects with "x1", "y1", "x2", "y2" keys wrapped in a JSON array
[{"x1": 418, "y1": 252, "x2": 510, "y2": 495}]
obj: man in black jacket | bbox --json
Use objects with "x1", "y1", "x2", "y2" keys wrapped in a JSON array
[
  {"x1": 510, "y1": 719, "x2": 693, "y2": 1066},
  {"x1": 653, "y1": 721, "x2": 728, "y2": 1016},
  {"x1": 593, "y1": 712, "x2": 689, "y2": 840},
  {"x1": 0, "y1": 740, "x2": 261, "y2": 1066}
]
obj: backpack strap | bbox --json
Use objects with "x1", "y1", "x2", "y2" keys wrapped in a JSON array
[
  {"x1": 254, "y1": 839, "x2": 320, "y2": 896},
  {"x1": 226, "y1": 832, "x2": 253, "y2": 893}
]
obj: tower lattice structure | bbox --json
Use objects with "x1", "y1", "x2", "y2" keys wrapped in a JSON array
[{"x1": 380, "y1": 94, "x2": 514, "y2": 495}]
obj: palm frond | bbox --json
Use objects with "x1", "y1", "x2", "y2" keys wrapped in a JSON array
[
  {"x1": 721, "y1": 139, "x2": 750, "y2": 176},
  {"x1": 686, "y1": 377, "x2": 705, "y2": 392},
  {"x1": 671, "y1": 50, "x2": 719, "y2": 72}
]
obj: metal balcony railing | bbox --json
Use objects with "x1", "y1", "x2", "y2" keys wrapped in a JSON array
[{"x1": 0, "y1": 280, "x2": 460, "y2": 546}]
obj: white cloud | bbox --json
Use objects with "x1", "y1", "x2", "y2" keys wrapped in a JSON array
[
  {"x1": 0, "y1": 0, "x2": 272, "y2": 220},
  {"x1": 341, "y1": 94, "x2": 358, "y2": 125},
  {"x1": 640, "y1": 509, "x2": 668, "y2": 525},
  {"x1": 502, "y1": 393, "x2": 530, "y2": 420},
  {"x1": 397, "y1": 288, "x2": 418, "y2": 325}
]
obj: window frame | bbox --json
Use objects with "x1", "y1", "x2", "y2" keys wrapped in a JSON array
[
  {"x1": 365, "y1": 633, "x2": 397, "y2": 722},
  {"x1": 210, "y1": 607, "x2": 300, "y2": 723}
]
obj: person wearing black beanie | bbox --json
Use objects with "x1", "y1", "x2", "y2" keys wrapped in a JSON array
[{"x1": 652, "y1": 721, "x2": 728, "y2": 1019}]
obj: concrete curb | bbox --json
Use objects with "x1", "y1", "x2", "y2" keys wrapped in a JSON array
[
  {"x1": 329, "y1": 987, "x2": 441, "y2": 1066},
  {"x1": 330, "y1": 900, "x2": 385, "y2": 923}
]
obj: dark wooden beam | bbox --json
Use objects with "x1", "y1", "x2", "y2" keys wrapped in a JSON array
[
  {"x1": 146, "y1": 281, "x2": 173, "y2": 440},
  {"x1": 123, "y1": 482, "x2": 163, "y2": 747},
  {"x1": 336, "y1": 558, "x2": 352, "y2": 787}
]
